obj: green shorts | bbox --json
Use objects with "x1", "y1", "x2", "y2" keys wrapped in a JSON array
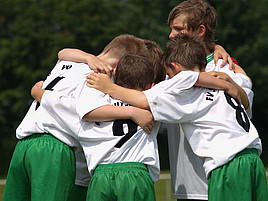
[
  {"x1": 86, "y1": 162, "x2": 156, "y2": 201},
  {"x1": 208, "y1": 148, "x2": 268, "y2": 201},
  {"x1": 3, "y1": 133, "x2": 76, "y2": 201}
]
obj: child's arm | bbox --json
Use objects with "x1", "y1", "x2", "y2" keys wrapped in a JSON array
[
  {"x1": 58, "y1": 48, "x2": 112, "y2": 75},
  {"x1": 83, "y1": 105, "x2": 154, "y2": 134},
  {"x1": 87, "y1": 72, "x2": 240, "y2": 108},
  {"x1": 206, "y1": 71, "x2": 249, "y2": 109},
  {"x1": 31, "y1": 81, "x2": 45, "y2": 103},
  {"x1": 31, "y1": 81, "x2": 154, "y2": 134},
  {"x1": 87, "y1": 73, "x2": 150, "y2": 109}
]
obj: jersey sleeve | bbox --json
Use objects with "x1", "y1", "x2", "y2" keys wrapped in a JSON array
[
  {"x1": 41, "y1": 90, "x2": 81, "y2": 136},
  {"x1": 144, "y1": 71, "x2": 199, "y2": 123},
  {"x1": 75, "y1": 79, "x2": 111, "y2": 119}
]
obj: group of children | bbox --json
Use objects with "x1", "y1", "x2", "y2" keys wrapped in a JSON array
[{"x1": 3, "y1": 0, "x2": 268, "y2": 201}]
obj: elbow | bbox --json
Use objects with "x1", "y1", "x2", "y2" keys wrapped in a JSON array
[{"x1": 58, "y1": 48, "x2": 70, "y2": 61}]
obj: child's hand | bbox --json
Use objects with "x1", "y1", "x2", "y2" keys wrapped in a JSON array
[
  {"x1": 31, "y1": 81, "x2": 45, "y2": 103},
  {"x1": 214, "y1": 45, "x2": 234, "y2": 69},
  {"x1": 86, "y1": 55, "x2": 113, "y2": 77},
  {"x1": 86, "y1": 73, "x2": 113, "y2": 94}
]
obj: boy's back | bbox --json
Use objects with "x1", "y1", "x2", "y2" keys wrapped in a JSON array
[{"x1": 145, "y1": 66, "x2": 261, "y2": 177}]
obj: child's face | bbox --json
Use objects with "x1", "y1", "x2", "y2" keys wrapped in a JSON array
[{"x1": 169, "y1": 15, "x2": 191, "y2": 39}]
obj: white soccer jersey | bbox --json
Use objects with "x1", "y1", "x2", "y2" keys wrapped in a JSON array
[
  {"x1": 144, "y1": 70, "x2": 261, "y2": 177},
  {"x1": 16, "y1": 60, "x2": 102, "y2": 187},
  {"x1": 17, "y1": 61, "x2": 93, "y2": 145},
  {"x1": 42, "y1": 90, "x2": 161, "y2": 183},
  {"x1": 166, "y1": 57, "x2": 254, "y2": 199}
]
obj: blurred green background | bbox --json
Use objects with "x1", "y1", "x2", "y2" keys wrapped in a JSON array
[{"x1": 0, "y1": 0, "x2": 267, "y2": 181}]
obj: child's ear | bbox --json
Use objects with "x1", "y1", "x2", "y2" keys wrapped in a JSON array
[
  {"x1": 171, "y1": 62, "x2": 183, "y2": 74},
  {"x1": 144, "y1": 83, "x2": 155, "y2": 90},
  {"x1": 198, "y1": 24, "x2": 206, "y2": 37}
]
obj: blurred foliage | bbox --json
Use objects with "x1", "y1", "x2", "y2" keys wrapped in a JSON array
[{"x1": 0, "y1": 0, "x2": 267, "y2": 175}]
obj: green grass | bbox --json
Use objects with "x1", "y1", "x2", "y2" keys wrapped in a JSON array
[
  {"x1": 155, "y1": 177, "x2": 176, "y2": 201},
  {"x1": 0, "y1": 185, "x2": 4, "y2": 201}
]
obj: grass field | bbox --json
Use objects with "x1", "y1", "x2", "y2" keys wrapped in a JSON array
[{"x1": 0, "y1": 186, "x2": 4, "y2": 201}]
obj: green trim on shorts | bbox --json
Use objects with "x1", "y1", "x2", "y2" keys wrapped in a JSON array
[
  {"x1": 208, "y1": 148, "x2": 268, "y2": 201},
  {"x1": 94, "y1": 162, "x2": 148, "y2": 173},
  {"x1": 23, "y1": 133, "x2": 62, "y2": 141},
  {"x1": 87, "y1": 162, "x2": 156, "y2": 201}
]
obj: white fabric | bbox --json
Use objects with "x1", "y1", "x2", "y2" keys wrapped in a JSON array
[
  {"x1": 77, "y1": 96, "x2": 161, "y2": 183},
  {"x1": 16, "y1": 61, "x2": 99, "y2": 187},
  {"x1": 144, "y1": 63, "x2": 258, "y2": 199},
  {"x1": 39, "y1": 62, "x2": 160, "y2": 184},
  {"x1": 167, "y1": 60, "x2": 254, "y2": 200}
]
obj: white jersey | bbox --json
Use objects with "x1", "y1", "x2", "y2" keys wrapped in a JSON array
[
  {"x1": 42, "y1": 88, "x2": 161, "y2": 183},
  {"x1": 144, "y1": 70, "x2": 261, "y2": 177},
  {"x1": 16, "y1": 60, "x2": 93, "y2": 146},
  {"x1": 16, "y1": 60, "x2": 98, "y2": 187},
  {"x1": 166, "y1": 57, "x2": 254, "y2": 199}
]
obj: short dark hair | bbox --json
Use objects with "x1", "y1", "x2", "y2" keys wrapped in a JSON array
[
  {"x1": 143, "y1": 39, "x2": 166, "y2": 84},
  {"x1": 162, "y1": 34, "x2": 207, "y2": 71},
  {"x1": 115, "y1": 53, "x2": 155, "y2": 90}
]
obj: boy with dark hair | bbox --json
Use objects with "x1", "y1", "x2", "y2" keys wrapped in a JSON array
[
  {"x1": 87, "y1": 34, "x2": 268, "y2": 201},
  {"x1": 32, "y1": 53, "x2": 159, "y2": 201},
  {"x1": 166, "y1": 1, "x2": 253, "y2": 200},
  {"x1": 3, "y1": 34, "x2": 151, "y2": 201}
]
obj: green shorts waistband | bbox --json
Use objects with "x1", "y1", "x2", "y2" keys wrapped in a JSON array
[
  {"x1": 22, "y1": 133, "x2": 60, "y2": 142},
  {"x1": 95, "y1": 162, "x2": 148, "y2": 173}
]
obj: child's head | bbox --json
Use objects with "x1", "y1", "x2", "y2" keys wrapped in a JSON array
[
  {"x1": 168, "y1": 0, "x2": 216, "y2": 52},
  {"x1": 115, "y1": 53, "x2": 155, "y2": 91},
  {"x1": 101, "y1": 34, "x2": 148, "y2": 64},
  {"x1": 162, "y1": 34, "x2": 207, "y2": 78},
  {"x1": 143, "y1": 39, "x2": 166, "y2": 84}
]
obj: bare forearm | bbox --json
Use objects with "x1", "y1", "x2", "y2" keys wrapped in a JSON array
[
  {"x1": 196, "y1": 72, "x2": 240, "y2": 103},
  {"x1": 83, "y1": 104, "x2": 154, "y2": 134},
  {"x1": 58, "y1": 48, "x2": 92, "y2": 63},
  {"x1": 106, "y1": 83, "x2": 150, "y2": 110},
  {"x1": 83, "y1": 105, "x2": 134, "y2": 122},
  {"x1": 196, "y1": 72, "x2": 233, "y2": 91},
  {"x1": 31, "y1": 81, "x2": 45, "y2": 103},
  {"x1": 227, "y1": 77, "x2": 249, "y2": 109}
]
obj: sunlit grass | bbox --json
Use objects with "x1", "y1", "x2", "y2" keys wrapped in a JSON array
[{"x1": 0, "y1": 185, "x2": 4, "y2": 201}]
